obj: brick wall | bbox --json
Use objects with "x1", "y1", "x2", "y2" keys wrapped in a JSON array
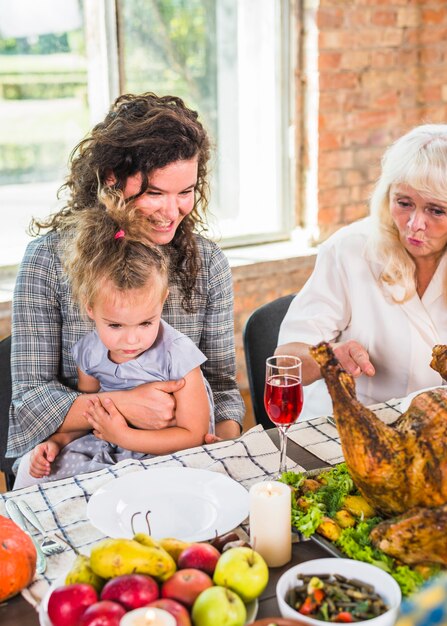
[{"x1": 315, "y1": 0, "x2": 447, "y2": 240}]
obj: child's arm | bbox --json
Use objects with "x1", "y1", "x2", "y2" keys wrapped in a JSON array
[
  {"x1": 31, "y1": 374, "x2": 96, "y2": 477},
  {"x1": 52, "y1": 368, "x2": 100, "y2": 437},
  {"x1": 30, "y1": 371, "x2": 96, "y2": 476},
  {"x1": 85, "y1": 366, "x2": 210, "y2": 454},
  {"x1": 77, "y1": 368, "x2": 101, "y2": 393}
]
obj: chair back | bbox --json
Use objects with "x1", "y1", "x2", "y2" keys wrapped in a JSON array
[
  {"x1": 243, "y1": 294, "x2": 295, "y2": 429},
  {"x1": 0, "y1": 335, "x2": 15, "y2": 489}
]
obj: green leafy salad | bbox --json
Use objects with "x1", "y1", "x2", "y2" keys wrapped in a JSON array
[{"x1": 280, "y1": 464, "x2": 439, "y2": 596}]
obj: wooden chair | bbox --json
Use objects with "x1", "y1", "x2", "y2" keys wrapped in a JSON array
[{"x1": 243, "y1": 294, "x2": 295, "y2": 430}]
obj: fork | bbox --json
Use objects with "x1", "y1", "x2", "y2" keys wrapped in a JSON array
[{"x1": 16, "y1": 500, "x2": 66, "y2": 555}]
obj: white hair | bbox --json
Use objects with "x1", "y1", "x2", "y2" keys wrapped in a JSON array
[{"x1": 368, "y1": 124, "x2": 447, "y2": 302}]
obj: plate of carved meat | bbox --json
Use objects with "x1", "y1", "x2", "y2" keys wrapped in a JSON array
[{"x1": 87, "y1": 467, "x2": 249, "y2": 541}]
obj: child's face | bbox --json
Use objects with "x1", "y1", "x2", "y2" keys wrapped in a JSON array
[{"x1": 86, "y1": 285, "x2": 167, "y2": 364}]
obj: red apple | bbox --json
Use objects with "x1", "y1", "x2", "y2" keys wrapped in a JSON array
[
  {"x1": 78, "y1": 600, "x2": 126, "y2": 626},
  {"x1": 147, "y1": 598, "x2": 192, "y2": 626},
  {"x1": 48, "y1": 583, "x2": 98, "y2": 626},
  {"x1": 100, "y1": 573, "x2": 159, "y2": 610},
  {"x1": 161, "y1": 568, "x2": 213, "y2": 607},
  {"x1": 177, "y1": 543, "x2": 221, "y2": 575}
]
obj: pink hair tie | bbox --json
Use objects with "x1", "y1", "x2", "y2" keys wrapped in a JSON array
[{"x1": 114, "y1": 229, "x2": 125, "y2": 239}]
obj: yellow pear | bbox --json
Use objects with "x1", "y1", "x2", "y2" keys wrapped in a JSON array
[
  {"x1": 133, "y1": 532, "x2": 159, "y2": 548},
  {"x1": 89, "y1": 537, "x2": 176, "y2": 581},
  {"x1": 159, "y1": 537, "x2": 192, "y2": 563},
  {"x1": 65, "y1": 554, "x2": 106, "y2": 593}
]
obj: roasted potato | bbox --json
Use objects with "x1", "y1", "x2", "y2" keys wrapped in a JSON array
[
  {"x1": 317, "y1": 516, "x2": 342, "y2": 541},
  {"x1": 334, "y1": 509, "x2": 356, "y2": 528},
  {"x1": 301, "y1": 478, "x2": 322, "y2": 493},
  {"x1": 343, "y1": 495, "x2": 376, "y2": 518}
]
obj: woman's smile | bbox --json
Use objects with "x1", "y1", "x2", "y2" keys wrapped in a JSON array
[{"x1": 122, "y1": 158, "x2": 198, "y2": 245}]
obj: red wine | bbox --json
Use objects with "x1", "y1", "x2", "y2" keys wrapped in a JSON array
[{"x1": 264, "y1": 374, "x2": 303, "y2": 425}]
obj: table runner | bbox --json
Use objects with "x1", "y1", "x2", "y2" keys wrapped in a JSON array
[
  {"x1": 0, "y1": 425, "x2": 303, "y2": 609},
  {"x1": 288, "y1": 398, "x2": 403, "y2": 465}
]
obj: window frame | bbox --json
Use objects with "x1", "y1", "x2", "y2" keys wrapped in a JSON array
[{"x1": 86, "y1": 0, "x2": 297, "y2": 249}]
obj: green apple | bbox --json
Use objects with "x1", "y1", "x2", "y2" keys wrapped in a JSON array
[
  {"x1": 213, "y1": 546, "x2": 269, "y2": 603},
  {"x1": 191, "y1": 586, "x2": 246, "y2": 626}
]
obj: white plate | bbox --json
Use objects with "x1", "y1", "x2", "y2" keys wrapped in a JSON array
[
  {"x1": 399, "y1": 386, "x2": 444, "y2": 413},
  {"x1": 39, "y1": 575, "x2": 258, "y2": 626},
  {"x1": 87, "y1": 467, "x2": 249, "y2": 541}
]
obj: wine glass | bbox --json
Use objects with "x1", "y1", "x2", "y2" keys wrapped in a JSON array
[{"x1": 264, "y1": 355, "x2": 303, "y2": 479}]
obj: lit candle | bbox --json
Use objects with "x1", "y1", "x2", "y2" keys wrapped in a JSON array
[
  {"x1": 119, "y1": 607, "x2": 177, "y2": 626},
  {"x1": 249, "y1": 480, "x2": 292, "y2": 567}
]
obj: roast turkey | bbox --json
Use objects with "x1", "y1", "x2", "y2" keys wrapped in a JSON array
[{"x1": 310, "y1": 342, "x2": 447, "y2": 565}]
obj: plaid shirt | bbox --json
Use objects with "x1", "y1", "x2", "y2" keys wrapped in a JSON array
[{"x1": 7, "y1": 231, "x2": 244, "y2": 458}]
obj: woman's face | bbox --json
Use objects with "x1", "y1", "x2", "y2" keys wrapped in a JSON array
[
  {"x1": 390, "y1": 183, "x2": 447, "y2": 262},
  {"x1": 122, "y1": 158, "x2": 198, "y2": 245}
]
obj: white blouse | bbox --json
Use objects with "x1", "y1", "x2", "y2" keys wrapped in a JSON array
[{"x1": 279, "y1": 218, "x2": 447, "y2": 420}]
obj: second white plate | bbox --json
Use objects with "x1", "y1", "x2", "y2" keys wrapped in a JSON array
[{"x1": 87, "y1": 467, "x2": 249, "y2": 541}]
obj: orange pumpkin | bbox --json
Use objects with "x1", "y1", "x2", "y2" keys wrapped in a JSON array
[{"x1": 0, "y1": 514, "x2": 37, "y2": 601}]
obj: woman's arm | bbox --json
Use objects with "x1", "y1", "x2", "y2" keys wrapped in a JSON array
[
  {"x1": 48, "y1": 369, "x2": 99, "y2": 444},
  {"x1": 275, "y1": 341, "x2": 323, "y2": 385},
  {"x1": 197, "y1": 243, "x2": 244, "y2": 436},
  {"x1": 276, "y1": 338, "x2": 375, "y2": 383},
  {"x1": 8, "y1": 235, "x2": 85, "y2": 458},
  {"x1": 58, "y1": 380, "x2": 183, "y2": 433},
  {"x1": 85, "y1": 367, "x2": 210, "y2": 454}
]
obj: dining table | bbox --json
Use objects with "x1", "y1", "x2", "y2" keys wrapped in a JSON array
[{"x1": 0, "y1": 398, "x2": 404, "y2": 626}]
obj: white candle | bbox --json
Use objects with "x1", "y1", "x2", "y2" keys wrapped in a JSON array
[
  {"x1": 119, "y1": 607, "x2": 177, "y2": 626},
  {"x1": 249, "y1": 480, "x2": 292, "y2": 567}
]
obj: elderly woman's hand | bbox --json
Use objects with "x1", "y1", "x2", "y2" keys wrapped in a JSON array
[
  {"x1": 113, "y1": 379, "x2": 185, "y2": 430},
  {"x1": 331, "y1": 340, "x2": 376, "y2": 378}
]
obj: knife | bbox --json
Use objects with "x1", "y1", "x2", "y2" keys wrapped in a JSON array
[{"x1": 5, "y1": 499, "x2": 47, "y2": 574}]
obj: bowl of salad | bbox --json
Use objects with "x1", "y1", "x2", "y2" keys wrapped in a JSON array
[{"x1": 276, "y1": 558, "x2": 401, "y2": 626}]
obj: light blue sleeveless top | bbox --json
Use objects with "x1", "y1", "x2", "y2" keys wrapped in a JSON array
[{"x1": 72, "y1": 320, "x2": 207, "y2": 392}]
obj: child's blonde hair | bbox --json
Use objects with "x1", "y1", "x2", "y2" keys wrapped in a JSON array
[{"x1": 61, "y1": 188, "x2": 169, "y2": 310}]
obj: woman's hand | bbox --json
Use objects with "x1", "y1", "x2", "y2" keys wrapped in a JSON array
[
  {"x1": 114, "y1": 379, "x2": 185, "y2": 429},
  {"x1": 331, "y1": 340, "x2": 375, "y2": 378}
]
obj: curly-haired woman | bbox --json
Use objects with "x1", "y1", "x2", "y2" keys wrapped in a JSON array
[{"x1": 7, "y1": 93, "x2": 244, "y2": 476}]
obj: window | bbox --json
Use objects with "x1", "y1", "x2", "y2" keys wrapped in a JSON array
[
  {"x1": 0, "y1": 0, "x2": 89, "y2": 266},
  {"x1": 0, "y1": 0, "x2": 295, "y2": 266}
]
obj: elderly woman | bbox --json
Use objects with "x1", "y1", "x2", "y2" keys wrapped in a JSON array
[{"x1": 277, "y1": 124, "x2": 447, "y2": 420}]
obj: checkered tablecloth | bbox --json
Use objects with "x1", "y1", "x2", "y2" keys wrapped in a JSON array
[
  {"x1": 0, "y1": 424, "x2": 304, "y2": 608},
  {"x1": 1, "y1": 398, "x2": 404, "y2": 611}
]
